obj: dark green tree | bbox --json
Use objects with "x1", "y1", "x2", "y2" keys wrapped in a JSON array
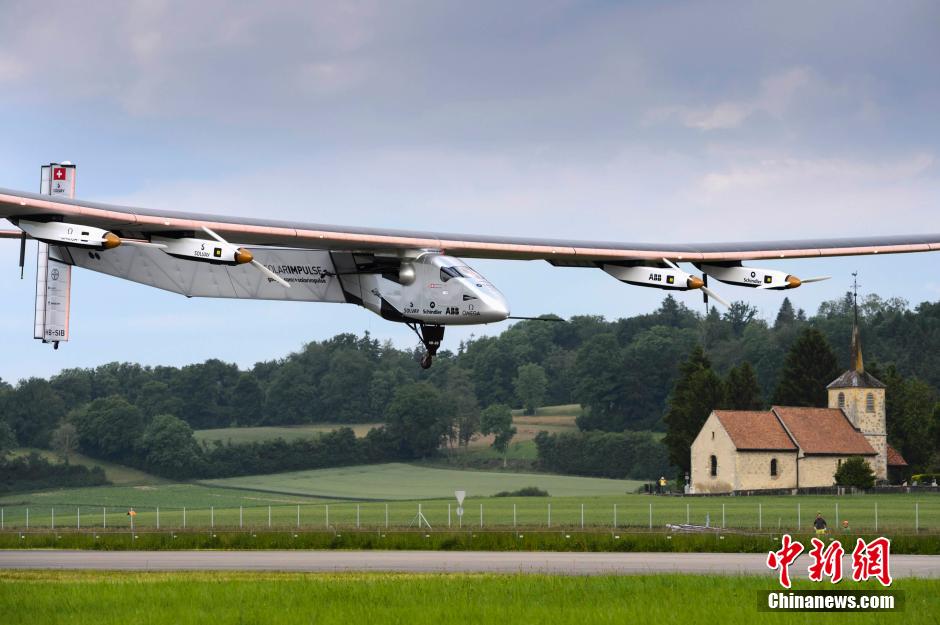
[
  {"x1": 480, "y1": 403, "x2": 516, "y2": 466},
  {"x1": 445, "y1": 367, "x2": 480, "y2": 449},
  {"x1": 70, "y1": 396, "x2": 147, "y2": 460},
  {"x1": 877, "y1": 365, "x2": 938, "y2": 473},
  {"x1": 50, "y1": 422, "x2": 79, "y2": 462},
  {"x1": 385, "y1": 382, "x2": 449, "y2": 458},
  {"x1": 319, "y1": 348, "x2": 374, "y2": 422},
  {"x1": 723, "y1": 362, "x2": 763, "y2": 410},
  {"x1": 772, "y1": 328, "x2": 840, "y2": 406},
  {"x1": 774, "y1": 297, "x2": 796, "y2": 329},
  {"x1": 136, "y1": 381, "x2": 184, "y2": 420},
  {"x1": 514, "y1": 363, "x2": 548, "y2": 415},
  {"x1": 139, "y1": 414, "x2": 203, "y2": 479},
  {"x1": 834, "y1": 456, "x2": 876, "y2": 489},
  {"x1": 2, "y1": 378, "x2": 65, "y2": 447},
  {"x1": 573, "y1": 333, "x2": 624, "y2": 430},
  {"x1": 725, "y1": 301, "x2": 759, "y2": 336},
  {"x1": 230, "y1": 374, "x2": 265, "y2": 425},
  {"x1": 0, "y1": 420, "x2": 16, "y2": 457},
  {"x1": 663, "y1": 346, "x2": 724, "y2": 472}
]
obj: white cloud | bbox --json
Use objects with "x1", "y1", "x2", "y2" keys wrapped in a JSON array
[{"x1": 648, "y1": 66, "x2": 867, "y2": 131}]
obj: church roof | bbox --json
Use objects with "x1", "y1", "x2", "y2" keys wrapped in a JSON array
[
  {"x1": 887, "y1": 444, "x2": 908, "y2": 467},
  {"x1": 828, "y1": 321, "x2": 886, "y2": 389},
  {"x1": 713, "y1": 410, "x2": 797, "y2": 451},
  {"x1": 772, "y1": 406, "x2": 877, "y2": 456},
  {"x1": 827, "y1": 370, "x2": 887, "y2": 389}
]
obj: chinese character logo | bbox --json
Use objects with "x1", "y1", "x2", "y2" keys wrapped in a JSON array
[
  {"x1": 851, "y1": 537, "x2": 892, "y2": 586},
  {"x1": 807, "y1": 537, "x2": 845, "y2": 583},
  {"x1": 767, "y1": 534, "x2": 893, "y2": 588},
  {"x1": 766, "y1": 534, "x2": 804, "y2": 588}
]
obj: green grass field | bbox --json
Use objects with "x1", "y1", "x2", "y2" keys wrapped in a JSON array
[
  {"x1": 1, "y1": 486, "x2": 936, "y2": 534},
  {"x1": 193, "y1": 423, "x2": 381, "y2": 444},
  {"x1": 511, "y1": 403, "x2": 583, "y2": 417},
  {"x1": 199, "y1": 462, "x2": 642, "y2": 499},
  {"x1": 10, "y1": 448, "x2": 166, "y2": 486},
  {"x1": 0, "y1": 571, "x2": 933, "y2": 625}
]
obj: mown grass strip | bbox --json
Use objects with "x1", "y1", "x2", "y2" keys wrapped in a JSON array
[{"x1": 0, "y1": 571, "x2": 935, "y2": 625}]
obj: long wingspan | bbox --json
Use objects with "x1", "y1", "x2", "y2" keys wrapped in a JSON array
[{"x1": 2, "y1": 186, "x2": 938, "y2": 262}]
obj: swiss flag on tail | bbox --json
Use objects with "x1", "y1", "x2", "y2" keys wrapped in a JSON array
[{"x1": 53, "y1": 167, "x2": 66, "y2": 180}]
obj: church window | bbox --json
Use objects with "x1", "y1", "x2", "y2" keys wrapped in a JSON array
[
  {"x1": 770, "y1": 458, "x2": 778, "y2": 477},
  {"x1": 838, "y1": 392, "x2": 845, "y2": 408},
  {"x1": 711, "y1": 431, "x2": 715, "y2": 440},
  {"x1": 866, "y1": 393, "x2": 875, "y2": 413},
  {"x1": 709, "y1": 455, "x2": 717, "y2": 477}
]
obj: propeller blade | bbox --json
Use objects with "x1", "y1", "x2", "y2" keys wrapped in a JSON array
[
  {"x1": 201, "y1": 226, "x2": 227, "y2": 244},
  {"x1": 801, "y1": 276, "x2": 831, "y2": 284},
  {"x1": 202, "y1": 226, "x2": 289, "y2": 288},
  {"x1": 251, "y1": 259, "x2": 291, "y2": 288},
  {"x1": 122, "y1": 239, "x2": 168, "y2": 249},
  {"x1": 701, "y1": 286, "x2": 729, "y2": 308}
]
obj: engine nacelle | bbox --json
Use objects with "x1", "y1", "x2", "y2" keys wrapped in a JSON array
[
  {"x1": 152, "y1": 236, "x2": 253, "y2": 266},
  {"x1": 603, "y1": 264, "x2": 703, "y2": 291},
  {"x1": 698, "y1": 263, "x2": 800, "y2": 290},
  {"x1": 18, "y1": 219, "x2": 120, "y2": 250}
]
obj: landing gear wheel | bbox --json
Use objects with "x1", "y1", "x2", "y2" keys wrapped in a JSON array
[{"x1": 408, "y1": 322, "x2": 445, "y2": 369}]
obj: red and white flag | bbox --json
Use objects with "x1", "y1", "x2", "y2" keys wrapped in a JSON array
[{"x1": 53, "y1": 167, "x2": 67, "y2": 180}]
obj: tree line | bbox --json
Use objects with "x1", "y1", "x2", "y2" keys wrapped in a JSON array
[{"x1": 2, "y1": 292, "x2": 940, "y2": 481}]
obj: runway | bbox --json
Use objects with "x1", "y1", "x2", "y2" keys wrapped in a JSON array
[{"x1": 2, "y1": 550, "x2": 939, "y2": 577}]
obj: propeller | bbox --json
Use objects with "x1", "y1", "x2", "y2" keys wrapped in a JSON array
[
  {"x1": 121, "y1": 239, "x2": 167, "y2": 249},
  {"x1": 662, "y1": 258, "x2": 729, "y2": 308},
  {"x1": 202, "y1": 226, "x2": 290, "y2": 288},
  {"x1": 756, "y1": 275, "x2": 831, "y2": 290}
]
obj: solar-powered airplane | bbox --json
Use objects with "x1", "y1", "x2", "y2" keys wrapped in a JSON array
[{"x1": 1, "y1": 163, "x2": 937, "y2": 367}]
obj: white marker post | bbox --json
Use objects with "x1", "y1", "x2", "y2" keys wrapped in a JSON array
[{"x1": 455, "y1": 490, "x2": 466, "y2": 529}]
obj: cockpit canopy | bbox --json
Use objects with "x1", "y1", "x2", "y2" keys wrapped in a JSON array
[{"x1": 439, "y1": 265, "x2": 486, "y2": 283}]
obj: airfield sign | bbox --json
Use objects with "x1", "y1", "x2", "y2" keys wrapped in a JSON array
[{"x1": 455, "y1": 490, "x2": 466, "y2": 518}]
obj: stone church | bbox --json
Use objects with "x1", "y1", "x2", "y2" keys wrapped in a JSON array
[{"x1": 690, "y1": 324, "x2": 907, "y2": 494}]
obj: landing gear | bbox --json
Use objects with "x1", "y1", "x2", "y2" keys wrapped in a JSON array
[{"x1": 409, "y1": 322, "x2": 445, "y2": 369}]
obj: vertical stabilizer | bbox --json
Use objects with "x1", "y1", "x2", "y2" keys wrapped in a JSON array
[{"x1": 34, "y1": 163, "x2": 76, "y2": 349}]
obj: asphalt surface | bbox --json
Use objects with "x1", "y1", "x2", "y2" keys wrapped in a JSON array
[{"x1": 1, "y1": 550, "x2": 938, "y2": 577}]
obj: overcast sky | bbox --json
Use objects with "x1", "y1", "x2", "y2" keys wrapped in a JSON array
[{"x1": 1, "y1": 1, "x2": 939, "y2": 382}]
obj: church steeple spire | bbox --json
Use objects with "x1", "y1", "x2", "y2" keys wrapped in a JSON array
[
  {"x1": 851, "y1": 272, "x2": 864, "y2": 373},
  {"x1": 851, "y1": 323, "x2": 864, "y2": 373},
  {"x1": 827, "y1": 273, "x2": 884, "y2": 390}
]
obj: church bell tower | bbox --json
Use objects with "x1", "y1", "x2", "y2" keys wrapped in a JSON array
[{"x1": 826, "y1": 276, "x2": 887, "y2": 480}]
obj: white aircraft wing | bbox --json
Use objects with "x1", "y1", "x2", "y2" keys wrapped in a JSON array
[{"x1": 2, "y1": 186, "x2": 939, "y2": 262}]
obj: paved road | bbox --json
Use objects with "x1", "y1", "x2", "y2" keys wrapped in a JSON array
[{"x1": 1, "y1": 550, "x2": 938, "y2": 577}]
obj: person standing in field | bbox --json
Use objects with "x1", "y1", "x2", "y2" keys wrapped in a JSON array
[
  {"x1": 813, "y1": 512, "x2": 828, "y2": 537},
  {"x1": 659, "y1": 476, "x2": 668, "y2": 494}
]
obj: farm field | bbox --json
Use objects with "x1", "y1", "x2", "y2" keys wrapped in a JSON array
[
  {"x1": 199, "y1": 462, "x2": 642, "y2": 500},
  {"x1": 193, "y1": 423, "x2": 381, "y2": 444},
  {"x1": 193, "y1": 407, "x2": 581, "y2": 449},
  {"x1": 1, "y1": 481, "x2": 936, "y2": 533},
  {"x1": 10, "y1": 448, "x2": 166, "y2": 486},
  {"x1": 0, "y1": 571, "x2": 933, "y2": 625},
  {"x1": 511, "y1": 404, "x2": 583, "y2": 418}
]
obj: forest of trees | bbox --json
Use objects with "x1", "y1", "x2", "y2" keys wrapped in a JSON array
[{"x1": 1, "y1": 291, "x2": 939, "y2": 482}]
